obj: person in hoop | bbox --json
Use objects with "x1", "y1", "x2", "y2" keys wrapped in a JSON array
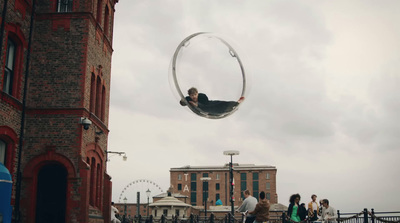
[{"x1": 180, "y1": 87, "x2": 245, "y2": 116}]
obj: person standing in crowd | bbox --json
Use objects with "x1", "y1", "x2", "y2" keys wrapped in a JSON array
[
  {"x1": 321, "y1": 199, "x2": 337, "y2": 223},
  {"x1": 300, "y1": 203, "x2": 307, "y2": 221},
  {"x1": 287, "y1": 194, "x2": 307, "y2": 222},
  {"x1": 308, "y1": 194, "x2": 319, "y2": 221},
  {"x1": 249, "y1": 191, "x2": 270, "y2": 223},
  {"x1": 237, "y1": 190, "x2": 258, "y2": 223},
  {"x1": 318, "y1": 200, "x2": 324, "y2": 219},
  {"x1": 111, "y1": 202, "x2": 121, "y2": 223}
]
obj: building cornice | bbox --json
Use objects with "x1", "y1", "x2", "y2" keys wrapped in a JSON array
[{"x1": 170, "y1": 164, "x2": 276, "y2": 172}]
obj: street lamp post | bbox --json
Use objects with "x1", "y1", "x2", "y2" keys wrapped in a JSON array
[
  {"x1": 200, "y1": 177, "x2": 211, "y2": 219},
  {"x1": 146, "y1": 188, "x2": 151, "y2": 217},
  {"x1": 123, "y1": 197, "x2": 128, "y2": 223},
  {"x1": 223, "y1": 150, "x2": 240, "y2": 220}
]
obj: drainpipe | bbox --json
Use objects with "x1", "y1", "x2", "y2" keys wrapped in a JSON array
[
  {"x1": 0, "y1": 0, "x2": 8, "y2": 54},
  {"x1": 13, "y1": 0, "x2": 36, "y2": 222}
]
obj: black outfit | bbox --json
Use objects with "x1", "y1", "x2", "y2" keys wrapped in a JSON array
[
  {"x1": 245, "y1": 216, "x2": 256, "y2": 223},
  {"x1": 181, "y1": 93, "x2": 239, "y2": 117},
  {"x1": 310, "y1": 210, "x2": 318, "y2": 221},
  {"x1": 287, "y1": 203, "x2": 307, "y2": 222}
]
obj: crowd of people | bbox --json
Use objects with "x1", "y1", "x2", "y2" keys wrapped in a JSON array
[
  {"x1": 237, "y1": 191, "x2": 337, "y2": 223},
  {"x1": 287, "y1": 194, "x2": 337, "y2": 223},
  {"x1": 111, "y1": 191, "x2": 337, "y2": 223}
]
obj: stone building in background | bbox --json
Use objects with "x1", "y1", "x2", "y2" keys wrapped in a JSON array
[{"x1": 0, "y1": 0, "x2": 119, "y2": 222}]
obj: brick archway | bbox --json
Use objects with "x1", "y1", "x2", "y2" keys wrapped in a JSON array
[
  {"x1": 0, "y1": 126, "x2": 18, "y2": 177},
  {"x1": 21, "y1": 148, "x2": 76, "y2": 223}
]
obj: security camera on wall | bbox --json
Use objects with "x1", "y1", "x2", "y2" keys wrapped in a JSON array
[{"x1": 79, "y1": 117, "x2": 92, "y2": 130}]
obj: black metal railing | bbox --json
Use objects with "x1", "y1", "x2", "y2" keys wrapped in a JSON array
[
  {"x1": 337, "y1": 209, "x2": 400, "y2": 223},
  {"x1": 124, "y1": 209, "x2": 400, "y2": 223}
]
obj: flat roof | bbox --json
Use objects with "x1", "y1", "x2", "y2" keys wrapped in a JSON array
[
  {"x1": 153, "y1": 192, "x2": 188, "y2": 198},
  {"x1": 170, "y1": 164, "x2": 276, "y2": 172}
]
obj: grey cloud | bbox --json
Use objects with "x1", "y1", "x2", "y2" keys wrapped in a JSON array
[{"x1": 108, "y1": 0, "x2": 400, "y2": 211}]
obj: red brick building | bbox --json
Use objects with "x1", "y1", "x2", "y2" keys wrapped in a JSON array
[
  {"x1": 114, "y1": 203, "x2": 149, "y2": 221},
  {"x1": 170, "y1": 164, "x2": 278, "y2": 208},
  {"x1": 0, "y1": 0, "x2": 118, "y2": 222}
]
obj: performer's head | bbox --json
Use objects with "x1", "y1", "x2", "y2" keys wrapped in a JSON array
[
  {"x1": 311, "y1": 194, "x2": 317, "y2": 201},
  {"x1": 188, "y1": 87, "x2": 198, "y2": 102}
]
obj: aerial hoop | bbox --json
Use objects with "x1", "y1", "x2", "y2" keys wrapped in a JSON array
[{"x1": 170, "y1": 32, "x2": 248, "y2": 119}]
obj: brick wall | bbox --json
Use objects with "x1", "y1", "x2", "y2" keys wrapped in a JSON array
[
  {"x1": 0, "y1": 0, "x2": 118, "y2": 222},
  {"x1": 170, "y1": 165, "x2": 278, "y2": 208}
]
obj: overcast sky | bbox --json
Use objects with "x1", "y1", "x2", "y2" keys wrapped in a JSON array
[{"x1": 107, "y1": 0, "x2": 400, "y2": 212}]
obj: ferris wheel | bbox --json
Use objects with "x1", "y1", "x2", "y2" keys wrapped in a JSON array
[{"x1": 118, "y1": 179, "x2": 164, "y2": 203}]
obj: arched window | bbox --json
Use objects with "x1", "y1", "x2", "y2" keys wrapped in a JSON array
[
  {"x1": 87, "y1": 145, "x2": 104, "y2": 209},
  {"x1": 0, "y1": 140, "x2": 6, "y2": 165},
  {"x1": 101, "y1": 85, "x2": 106, "y2": 121},
  {"x1": 3, "y1": 39, "x2": 15, "y2": 95},
  {"x1": 90, "y1": 73, "x2": 96, "y2": 112},
  {"x1": 91, "y1": 73, "x2": 106, "y2": 122},
  {"x1": 3, "y1": 25, "x2": 26, "y2": 99},
  {"x1": 0, "y1": 127, "x2": 17, "y2": 172},
  {"x1": 90, "y1": 157, "x2": 96, "y2": 206},
  {"x1": 95, "y1": 76, "x2": 102, "y2": 118},
  {"x1": 104, "y1": 5, "x2": 110, "y2": 36},
  {"x1": 96, "y1": 163, "x2": 102, "y2": 208},
  {"x1": 96, "y1": 0, "x2": 103, "y2": 24},
  {"x1": 57, "y1": 0, "x2": 73, "y2": 12}
]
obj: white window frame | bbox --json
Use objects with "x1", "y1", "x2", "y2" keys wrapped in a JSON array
[
  {"x1": 57, "y1": 0, "x2": 73, "y2": 12},
  {"x1": 0, "y1": 140, "x2": 6, "y2": 164}
]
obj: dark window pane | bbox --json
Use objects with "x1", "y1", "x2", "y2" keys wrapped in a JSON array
[
  {"x1": 6, "y1": 40, "x2": 15, "y2": 69},
  {"x1": 253, "y1": 192, "x2": 258, "y2": 200},
  {"x1": 253, "y1": 172, "x2": 259, "y2": 180},
  {"x1": 0, "y1": 140, "x2": 6, "y2": 164},
  {"x1": 240, "y1": 181, "x2": 246, "y2": 200},
  {"x1": 203, "y1": 191, "x2": 209, "y2": 202},
  {"x1": 191, "y1": 192, "x2": 197, "y2": 205},
  {"x1": 203, "y1": 181, "x2": 208, "y2": 191},
  {"x1": 191, "y1": 173, "x2": 197, "y2": 181},
  {"x1": 57, "y1": 0, "x2": 73, "y2": 12},
  {"x1": 191, "y1": 182, "x2": 197, "y2": 191},
  {"x1": 4, "y1": 39, "x2": 15, "y2": 95},
  {"x1": 253, "y1": 181, "x2": 259, "y2": 191},
  {"x1": 241, "y1": 181, "x2": 246, "y2": 191},
  {"x1": 216, "y1": 193, "x2": 220, "y2": 201}
]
